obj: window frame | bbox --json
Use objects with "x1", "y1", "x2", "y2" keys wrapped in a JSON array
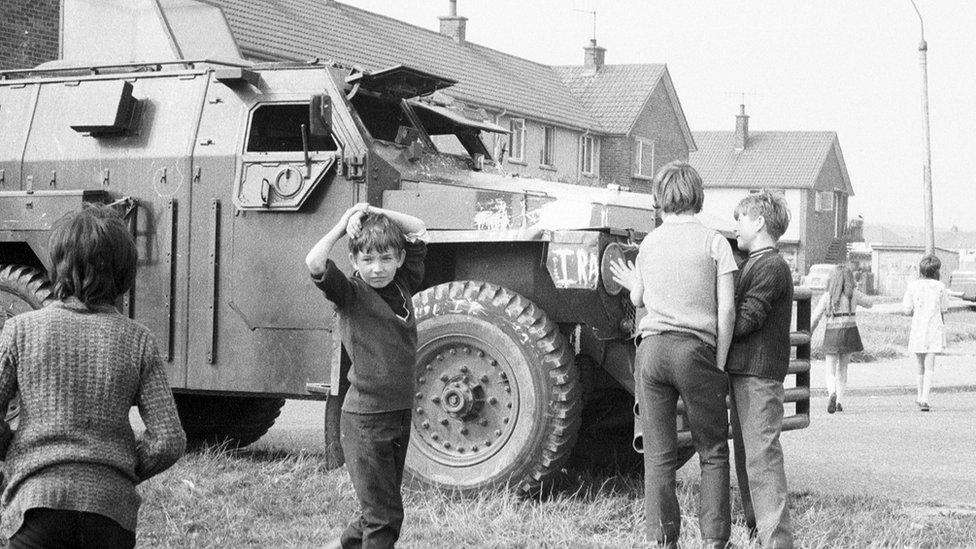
[
  {"x1": 541, "y1": 125, "x2": 556, "y2": 167},
  {"x1": 508, "y1": 118, "x2": 526, "y2": 163},
  {"x1": 633, "y1": 137, "x2": 655, "y2": 178},
  {"x1": 579, "y1": 134, "x2": 596, "y2": 176},
  {"x1": 815, "y1": 190, "x2": 835, "y2": 212}
]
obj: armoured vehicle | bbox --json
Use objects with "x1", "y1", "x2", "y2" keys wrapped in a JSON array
[{"x1": 0, "y1": 0, "x2": 811, "y2": 492}]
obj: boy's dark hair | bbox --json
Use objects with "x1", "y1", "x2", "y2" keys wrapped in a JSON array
[
  {"x1": 919, "y1": 254, "x2": 941, "y2": 280},
  {"x1": 49, "y1": 203, "x2": 137, "y2": 307},
  {"x1": 348, "y1": 212, "x2": 406, "y2": 256},
  {"x1": 653, "y1": 161, "x2": 704, "y2": 214},
  {"x1": 734, "y1": 190, "x2": 791, "y2": 240}
]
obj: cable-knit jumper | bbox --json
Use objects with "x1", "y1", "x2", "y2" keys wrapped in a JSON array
[{"x1": 0, "y1": 298, "x2": 186, "y2": 538}]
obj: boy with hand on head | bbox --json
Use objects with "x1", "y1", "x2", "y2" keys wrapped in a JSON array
[
  {"x1": 728, "y1": 190, "x2": 795, "y2": 548},
  {"x1": 306, "y1": 202, "x2": 427, "y2": 549}
]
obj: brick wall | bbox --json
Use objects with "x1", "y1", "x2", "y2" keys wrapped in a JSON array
[
  {"x1": 803, "y1": 145, "x2": 849, "y2": 270},
  {"x1": 0, "y1": 0, "x2": 60, "y2": 70}
]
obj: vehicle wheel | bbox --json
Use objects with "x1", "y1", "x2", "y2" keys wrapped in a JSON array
[
  {"x1": 407, "y1": 281, "x2": 581, "y2": 493},
  {"x1": 0, "y1": 265, "x2": 54, "y2": 428},
  {"x1": 174, "y1": 393, "x2": 285, "y2": 449}
]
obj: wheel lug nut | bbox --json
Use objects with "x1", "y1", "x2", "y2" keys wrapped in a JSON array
[
  {"x1": 418, "y1": 377, "x2": 426, "y2": 385},
  {"x1": 432, "y1": 433, "x2": 439, "y2": 440},
  {"x1": 416, "y1": 407, "x2": 424, "y2": 414},
  {"x1": 488, "y1": 397, "x2": 498, "y2": 405},
  {"x1": 485, "y1": 440, "x2": 492, "y2": 446},
  {"x1": 490, "y1": 359, "x2": 498, "y2": 366},
  {"x1": 500, "y1": 372, "x2": 507, "y2": 379},
  {"x1": 494, "y1": 429, "x2": 502, "y2": 437},
  {"x1": 460, "y1": 427, "x2": 469, "y2": 435},
  {"x1": 503, "y1": 418, "x2": 509, "y2": 424},
  {"x1": 440, "y1": 418, "x2": 449, "y2": 426},
  {"x1": 477, "y1": 350, "x2": 484, "y2": 357},
  {"x1": 480, "y1": 419, "x2": 488, "y2": 426},
  {"x1": 458, "y1": 447, "x2": 465, "y2": 453},
  {"x1": 460, "y1": 365, "x2": 468, "y2": 373},
  {"x1": 422, "y1": 421, "x2": 430, "y2": 429},
  {"x1": 472, "y1": 446, "x2": 478, "y2": 452},
  {"x1": 505, "y1": 387, "x2": 511, "y2": 393},
  {"x1": 506, "y1": 402, "x2": 512, "y2": 409},
  {"x1": 463, "y1": 347, "x2": 471, "y2": 354},
  {"x1": 440, "y1": 374, "x2": 449, "y2": 382},
  {"x1": 480, "y1": 375, "x2": 489, "y2": 383},
  {"x1": 426, "y1": 364, "x2": 433, "y2": 371},
  {"x1": 449, "y1": 348, "x2": 456, "y2": 355},
  {"x1": 437, "y1": 354, "x2": 444, "y2": 361},
  {"x1": 415, "y1": 392, "x2": 423, "y2": 399},
  {"x1": 431, "y1": 396, "x2": 441, "y2": 404},
  {"x1": 444, "y1": 442, "x2": 452, "y2": 449}
]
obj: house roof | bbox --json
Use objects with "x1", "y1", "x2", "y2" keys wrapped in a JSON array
[
  {"x1": 690, "y1": 131, "x2": 853, "y2": 194},
  {"x1": 205, "y1": 0, "x2": 684, "y2": 138},
  {"x1": 206, "y1": 0, "x2": 599, "y2": 131}
]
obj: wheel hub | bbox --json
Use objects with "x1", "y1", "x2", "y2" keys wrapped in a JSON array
[{"x1": 413, "y1": 341, "x2": 517, "y2": 465}]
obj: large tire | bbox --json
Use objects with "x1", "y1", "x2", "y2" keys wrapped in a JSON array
[
  {"x1": 407, "y1": 281, "x2": 581, "y2": 494},
  {"x1": 0, "y1": 265, "x2": 54, "y2": 427},
  {"x1": 174, "y1": 393, "x2": 285, "y2": 449}
]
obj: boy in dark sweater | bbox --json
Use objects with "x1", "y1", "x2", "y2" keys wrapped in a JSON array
[
  {"x1": 727, "y1": 190, "x2": 795, "y2": 548},
  {"x1": 306, "y1": 203, "x2": 427, "y2": 549}
]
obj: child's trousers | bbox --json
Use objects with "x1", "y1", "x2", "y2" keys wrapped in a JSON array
[
  {"x1": 729, "y1": 374, "x2": 794, "y2": 549},
  {"x1": 339, "y1": 408, "x2": 412, "y2": 549},
  {"x1": 637, "y1": 332, "x2": 731, "y2": 545}
]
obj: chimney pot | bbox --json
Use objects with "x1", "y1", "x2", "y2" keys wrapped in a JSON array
[{"x1": 735, "y1": 104, "x2": 749, "y2": 151}]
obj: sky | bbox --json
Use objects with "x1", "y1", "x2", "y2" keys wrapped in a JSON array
[{"x1": 341, "y1": 0, "x2": 976, "y2": 231}]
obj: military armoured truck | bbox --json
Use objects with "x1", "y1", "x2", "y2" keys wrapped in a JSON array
[{"x1": 0, "y1": 0, "x2": 811, "y2": 493}]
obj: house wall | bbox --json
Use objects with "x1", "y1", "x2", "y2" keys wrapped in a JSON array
[
  {"x1": 803, "y1": 145, "x2": 850, "y2": 269},
  {"x1": 0, "y1": 0, "x2": 60, "y2": 70},
  {"x1": 872, "y1": 247, "x2": 959, "y2": 297},
  {"x1": 601, "y1": 81, "x2": 690, "y2": 193},
  {"x1": 493, "y1": 114, "x2": 602, "y2": 187}
]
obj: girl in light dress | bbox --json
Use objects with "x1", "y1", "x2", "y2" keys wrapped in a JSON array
[
  {"x1": 901, "y1": 255, "x2": 950, "y2": 412},
  {"x1": 811, "y1": 265, "x2": 873, "y2": 413}
]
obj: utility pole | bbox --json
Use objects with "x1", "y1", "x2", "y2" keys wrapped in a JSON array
[{"x1": 910, "y1": 0, "x2": 935, "y2": 254}]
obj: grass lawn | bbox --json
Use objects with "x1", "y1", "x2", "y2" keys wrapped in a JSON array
[
  {"x1": 137, "y1": 448, "x2": 976, "y2": 548},
  {"x1": 810, "y1": 305, "x2": 976, "y2": 362}
]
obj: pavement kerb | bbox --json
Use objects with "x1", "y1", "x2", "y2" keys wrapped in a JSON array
[{"x1": 809, "y1": 384, "x2": 976, "y2": 398}]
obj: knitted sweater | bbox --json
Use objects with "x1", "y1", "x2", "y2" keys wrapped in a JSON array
[
  {"x1": 0, "y1": 299, "x2": 186, "y2": 537},
  {"x1": 726, "y1": 249, "x2": 794, "y2": 381}
]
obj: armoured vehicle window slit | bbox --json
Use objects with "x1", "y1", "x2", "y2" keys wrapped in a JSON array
[{"x1": 246, "y1": 103, "x2": 337, "y2": 153}]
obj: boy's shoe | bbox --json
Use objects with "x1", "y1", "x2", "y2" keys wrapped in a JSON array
[
  {"x1": 920, "y1": 402, "x2": 930, "y2": 412},
  {"x1": 827, "y1": 393, "x2": 837, "y2": 414},
  {"x1": 836, "y1": 402, "x2": 844, "y2": 412}
]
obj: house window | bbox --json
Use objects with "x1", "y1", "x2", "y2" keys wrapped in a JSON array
[
  {"x1": 634, "y1": 138, "x2": 655, "y2": 177},
  {"x1": 580, "y1": 134, "x2": 596, "y2": 175},
  {"x1": 815, "y1": 190, "x2": 835, "y2": 212},
  {"x1": 542, "y1": 126, "x2": 555, "y2": 166},
  {"x1": 508, "y1": 118, "x2": 525, "y2": 162}
]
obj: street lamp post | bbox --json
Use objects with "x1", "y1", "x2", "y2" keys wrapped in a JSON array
[{"x1": 910, "y1": 0, "x2": 935, "y2": 255}]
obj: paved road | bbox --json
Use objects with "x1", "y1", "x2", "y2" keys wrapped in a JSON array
[{"x1": 256, "y1": 390, "x2": 976, "y2": 507}]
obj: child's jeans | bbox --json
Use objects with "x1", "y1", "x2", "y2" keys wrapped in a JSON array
[
  {"x1": 638, "y1": 332, "x2": 731, "y2": 545},
  {"x1": 339, "y1": 408, "x2": 412, "y2": 549},
  {"x1": 729, "y1": 374, "x2": 794, "y2": 549}
]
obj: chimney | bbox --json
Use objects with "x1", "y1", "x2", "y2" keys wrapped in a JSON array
[
  {"x1": 439, "y1": 0, "x2": 467, "y2": 43},
  {"x1": 584, "y1": 39, "x2": 606, "y2": 71},
  {"x1": 734, "y1": 104, "x2": 749, "y2": 151}
]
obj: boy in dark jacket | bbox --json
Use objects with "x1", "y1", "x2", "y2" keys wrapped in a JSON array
[
  {"x1": 306, "y1": 203, "x2": 427, "y2": 549},
  {"x1": 727, "y1": 190, "x2": 795, "y2": 548}
]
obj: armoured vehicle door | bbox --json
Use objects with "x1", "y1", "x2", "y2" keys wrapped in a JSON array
[{"x1": 185, "y1": 71, "x2": 355, "y2": 395}]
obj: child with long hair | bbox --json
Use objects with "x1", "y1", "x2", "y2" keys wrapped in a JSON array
[
  {"x1": 901, "y1": 255, "x2": 949, "y2": 412},
  {"x1": 811, "y1": 265, "x2": 873, "y2": 413}
]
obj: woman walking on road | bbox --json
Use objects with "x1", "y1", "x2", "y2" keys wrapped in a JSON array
[
  {"x1": 901, "y1": 255, "x2": 950, "y2": 412},
  {"x1": 811, "y1": 265, "x2": 872, "y2": 413}
]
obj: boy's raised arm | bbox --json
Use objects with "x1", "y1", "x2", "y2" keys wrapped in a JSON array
[
  {"x1": 306, "y1": 203, "x2": 369, "y2": 275},
  {"x1": 366, "y1": 206, "x2": 426, "y2": 236}
]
